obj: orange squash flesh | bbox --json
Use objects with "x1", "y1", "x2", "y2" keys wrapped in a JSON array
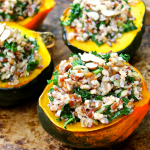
[
  {"x1": 38, "y1": 64, "x2": 150, "y2": 148},
  {"x1": 18, "y1": 0, "x2": 55, "y2": 30}
]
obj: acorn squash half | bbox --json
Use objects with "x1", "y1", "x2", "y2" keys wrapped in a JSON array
[
  {"x1": 37, "y1": 64, "x2": 150, "y2": 148},
  {"x1": 18, "y1": 0, "x2": 55, "y2": 30},
  {"x1": 0, "y1": 22, "x2": 55, "y2": 107},
  {"x1": 61, "y1": 1, "x2": 146, "y2": 56}
]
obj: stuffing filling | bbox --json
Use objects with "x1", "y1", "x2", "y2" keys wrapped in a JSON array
[
  {"x1": 61, "y1": 0, "x2": 137, "y2": 46},
  {"x1": 47, "y1": 51, "x2": 142, "y2": 129},
  {"x1": 0, "y1": 23, "x2": 43, "y2": 85},
  {"x1": 0, "y1": 0, "x2": 42, "y2": 21}
]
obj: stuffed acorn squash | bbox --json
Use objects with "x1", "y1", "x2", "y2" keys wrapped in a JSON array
[
  {"x1": 37, "y1": 51, "x2": 150, "y2": 148},
  {"x1": 0, "y1": 22, "x2": 55, "y2": 106},
  {"x1": 61, "y1": 0, "x2": 145, "y2": 56},
  {"x1": 0, "y1": 0, "x2": 55, "y2": 30}
]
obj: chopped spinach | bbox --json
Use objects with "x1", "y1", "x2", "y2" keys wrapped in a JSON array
[
  {"x1": 56, "y1": 117, "x2": 62, "y2": 122},
  {"x1": 1, "y1": 62, "x2": 6, "y2": 66},
  {"x1": 71, "y1": 59, "x2": 84, "y2": 66},
  {"x1": 108, "y1": 107, "x2": 131, "y2": 121},
  {"x1": 107, "y1": 92, "x2": 115, "y2": 97},
  {"x1": 101, "y1": 53, "x2": 111, "y2": 62},
  {"x1": 4, "y1": 41, "x2": 17, "y2": 52},
  {"x1": 27, "y1": 60, "x2": 39, "y2": 72},
  {"x1": 90, "y1": 34, "x2": 103, "y2": 46},
  {"x1": 70, "y1": 53, "x2": 81, "y2": 59},
  {"x1": 58, "y1": 104, "x2": 79, "y2": 129},
  {"x1": 0, "y1": 53, "x2": 6, "y2": 57},
  {"x1": 85, "y1": 9, "x2": 91, "y2": 12},
  {"x1": 49, "y1": 88, "x2": 54, "y2": 93},
  {"x1": 47, "y1": 70, "x2": 59, "y2": 86},
  {"x1": 121, "y1": 20, "x2": 137, "y2": 33},
  {"x1": 91, "y1": 51, "x2": 101, "y2": 57},
  {"x1": 126, "y1": 76, "x2": 135, "y2": 83},
  {"x1": 95, "y1": 95, "x2": 104, "y2": 100},
  {"x1": 60, "y1": 3, "x2": 83, "y2": 26},
  {"x1": 35, "y1": 7, "x2": 39, "y2": 13},
  {"x1": 117, "y1": 89, "x2": 126, "y2": 98},
  {"x1": 129, "y1": 94, "x2": 139, "y2": 101},
  {"x1": 105, "y1": 105, "x2": 111, "y2": 115},
  {"x1": 122, "y1": 98, "x2": 129, "y2": 106},
  {"x1": 96, "y1": 21, "x2": 105, "y2": 29},
  {"x1": 1, "y1": 79, "x2": 8, "y2": 83},
  {"x1": 131, "y1": 69, "x2": 135, "y2": 72},
  {"x1": 64, "y1": 117, "x2": 80, "y2": 129},
  {"x1": 92, "y1": 67, "x2": 103, "y2": 75},
  {"x1": 73, "y1": 87, "x2": 91, "y2": 101},
  {"x1": 119, "y1": 53, "x2": 130, "y2": 63},
  {"x1": 123, "y1": 0, "x2": 128, "y2": 3},
  {"x1": 48, "y1": 96, "x2": 54, "y2": 102}
]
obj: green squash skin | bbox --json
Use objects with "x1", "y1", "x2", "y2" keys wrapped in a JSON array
[
  {"x1": 0, "y1": 59, "x2": 54, "y2": 107},
  {"x1": 62, "y1": 6, "x2": 146, "y2": 56},
  {"x1": 37, "y1": 102, "x2": 126, "y2": 149}
]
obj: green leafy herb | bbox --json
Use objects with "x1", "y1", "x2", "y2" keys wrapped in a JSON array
[
  {"x1": 92, "y1": 67, "x2": 103, "y2": 75},
  {"x1": 27, "y1": 60, "x2": 39, "y2": 72},
  {"x1": 96, "y1": 21, "x2": 105, "y2": 29},
  {"x1": 0, "y1": 11, "x2": 15, "y2": 19},
  {"x1": 105, "y1": 105, "x2": 111, "y2": 115},
  {"x1": 64, "y1": 118, "x2": 74, "y2": 129},
  {"x1": 91, "y1": 34, "x2": 103, "y2": 46},
  {"x1": 119, "y1": 53, "x2": 130, "y2": 63},
  {"x1": 64, "y1": 117, "x2": 79, "y2": 129},
  {"x1": 117, "y1": 89, "x2": 126, "y2": 97},
  {"x1": 123, "y1": 0, "x2": 128, "y2": 3},
  {"x1": 49, "y1": 88, "x2": 54, "y2": 93},
  {"x1": 5, "y1": 14, "x2": 15, "y2": 19},
  {"x1": 129, "y1": 94, "x2": 139, "y2": 101},
  {"x1": 35, "y1": 7, "x2": 39, "y2": 13},
  {"x1": 106, "y1": 33, "x2": 114, "y2": 38},
  {"x1": 101, "y1": 53, "x2": 111, "y2": 62},
  {"x1": 16, "y1": 1, "x2": 26, "y2": 7},
  {"x1": 122, "y1": 98, "x2": 129, "y2": 106},
  {"x1": 96, "y1": 107, "x2": 105, "y2": 113},
  {"x1": 60, "y1": 3, "x2": 83, "y2": 26},
  {"x1": 95, "y1": 95, "x2": 104, "y2": 100},
  {"x1": 107, "y1": 92, "x2": 115, "y2": 97},
  {"x1": 128, "y1": 6, "x2": 131, "y2": 11},
  {"x1": 85, "y1": 9, "x2": 91, "y2": 12},
  {"x1": 109, "y1": 107, "x2": 131, "y2": 121},
  {"x1": 71, "y1": 59, "x2": 84, "y2": 66},
  {"x1": 121, "y1": 20, "x2": 137, "y2": 33},
  {"x1": 0, "y1": 53, "x2": 6, "y2": 57},
  {"x1": 73, "y1": 87, "x2": 91, "y2": 101},
  {"x1": 126, "y1": 76, "x2": 135, "y2": 83},
  {"x1": 48, "y1": 96, "x2": 54, "y2": 102},
  {"x1": 67, "y1": 67, "x2": 73, "y2": 78},
  {"x1": 1, "y1": 62, "x2": 6, "y2": 66},
  {"x1": 1, "y1": 79, "x2": 8, "y2": 83},
  {"x1": 59, "y1": 104, "x2": 78, "y2": 129},
  {"x1": 24, "y1": 34, "x2": 27, "y2": 38},
  {"x1": 4, "y1": 41, "x2": 17, "y2": 52},
  {"x1": 22, "y1": 52, "x2": 27, "y2": 59},
  {"x1": 56, "y1": 117, "x2": 61, "y2": 122},
  {"x1": 91, "y1": 51, "x2": 101, "y2": 57},
  {"x1": 47, "y1": 70, "x2": 59, "y2": 86},
  {"x1": 70, "y1": 53, "x2": 81, "y2": 58}
]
